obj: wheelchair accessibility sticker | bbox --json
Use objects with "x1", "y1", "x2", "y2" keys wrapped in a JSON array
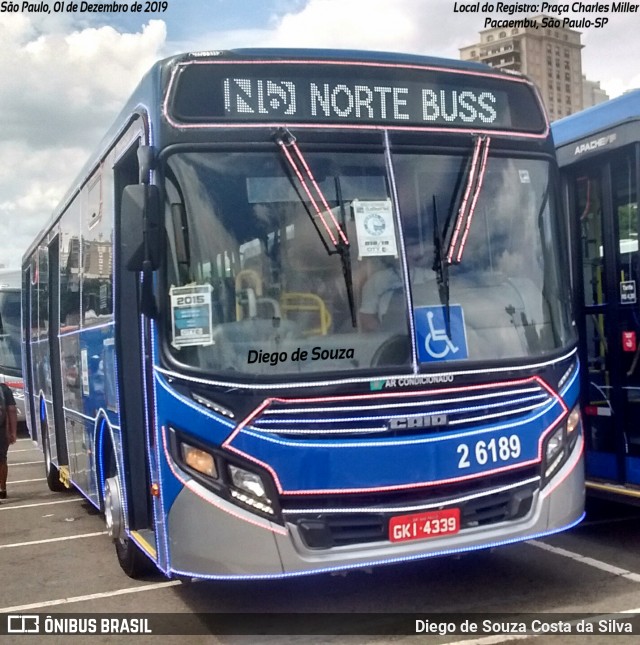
[{"x1": 413, "y1": 305, "x2": 469, "y2": 363}]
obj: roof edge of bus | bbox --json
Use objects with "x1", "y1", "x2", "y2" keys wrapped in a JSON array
[
  {"x1": 0, "y1": 268, "x2": 21, "y2": 288},
  {"x1": 552, "y1": 88, "x2": 640, "y2": 147},
  {"x1": 164, "y1": 47, "x2": 520, "y2": 77}
]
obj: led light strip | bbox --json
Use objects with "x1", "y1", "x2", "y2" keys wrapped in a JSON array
[
  {"x1": 242, "y1": 396, "x2": 559, "y2": 450},
  {"x1": 168, "y1": 513, "x2": 585, "y2": 581},
  {"x1": 276, "y1": 136, "x2": 343, "y2": 248},
  {"x1": 221, "y1": 372, "x2": 573, "y2": 496},
  {"x1": 153, "y1": 358, "x2": 576, "y2": 500},
  {"x1": 540, "y1": 432, "x2": 584, "y2": 499},
  {"x1": 254, "y1": 393, "x2": 549, "y2": 427},
  {"x1": 162, "y1": 58, "x2": 550, "y2": 139},
  {"x1": 447, "y1": 136, "x2": 483, "y2": 262},
  {"x1": 154, "y1": 373, "x2": 235, "y2": 430},
  {"x1": 153, "y1": 346, "x2": 578, "y2": 391},
  {"x1": 150, "y1": 320, "x2": 172, "y2": 575},
  {"x1": 290, "y1": 138, "x2": 349, "y2": 246},
  {"x1": 58, "y1": 320, "x2": 114, "y2": 338},
  {"x1": 223, "y1": 375, "x2": 556, "y2": 447},
  {"x1": 184, "y1": 55, "x2": 540, "y2": 83},
  {"x1": 252, "y1": 395, "x2": 549, "y2": 434},
  {"x1": 282, "y1": 475, "x2": 541, "y2": 515},
  {"x1": 225, "y1": 400, "x2": 564, "y2": 497},
  {"x1": 267, "y1": 425, "x2": 388, "y2": 436},
  {"x1": 259, "y1": 385, "x2": 542, "y2": 415},
  {"x1": 453, "y1": 137, "x2": 492, "y2": 264}
]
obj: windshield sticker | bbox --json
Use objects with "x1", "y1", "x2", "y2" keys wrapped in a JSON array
[
  {"x1": 621, "y1": 280, "x2": 637, "y2": 304},
  {"x1": 413, "y1": 305, "x2": 469, "y2": 363},
  {"x1": 370, "y1": 374, "x2": 455, "y2": 391},
  {"x1": 170, "y1": 284, "x2": 214, "y2": 349},
  {"x1": 353, "y1": 199, "x2": 398, "y2": 259},
  {"x1": 518, "y1": 169, "x2": 531, "y2": 183}
]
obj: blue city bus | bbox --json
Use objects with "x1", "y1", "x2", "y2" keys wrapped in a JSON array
[
  {"x1": 554, "y1": 90, "x2": 640, "y2": 502},
  {"x1": 22, "y1": 49, "x2": 584, "y2": 580}
]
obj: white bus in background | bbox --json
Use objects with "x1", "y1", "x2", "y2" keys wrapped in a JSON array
[{"x1": 0, "y1": 269, "x2": 25, "y2": 431}]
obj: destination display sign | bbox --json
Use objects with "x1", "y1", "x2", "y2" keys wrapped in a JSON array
[{"x1": 168, "y1": 61, "x2": 545, "y2": 132}]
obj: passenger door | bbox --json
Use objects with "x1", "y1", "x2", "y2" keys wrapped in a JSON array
[{"x1": 570, "y1": 145, "x2": 640, "y2": 485}]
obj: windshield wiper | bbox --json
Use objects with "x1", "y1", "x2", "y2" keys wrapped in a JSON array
[
  {"x1": 431, "y1": 135, "x2": 491, "y2": 340},
  {"x1": 432, "y1": 195, "x2": 452, "y2": 338},
  {"x1": 445, "y1": 135, "x2": 491, "y2": 265},
  {"x1": 275, "y1": 128, "x2": 357, "y2": 327}
]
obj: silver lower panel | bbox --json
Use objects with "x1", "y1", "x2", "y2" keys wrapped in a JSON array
[{"x1": 167, "y1": 435, "x2": 584, "y2": 578}]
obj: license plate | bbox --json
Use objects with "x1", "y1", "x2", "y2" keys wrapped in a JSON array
[{"x1": 389, "y1": 508, "x2": 460, "y2": 543}]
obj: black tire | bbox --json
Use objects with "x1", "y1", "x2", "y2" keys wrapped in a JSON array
[
  {"x1": 17, "y1": 420, "x2": 28, "y2": 438},
  {"x1": 115, "y1": 534, "x2": 156, "y2": 578},
  {"x1": 43, "y1": 425, "x2": 67, "y2": 492}
]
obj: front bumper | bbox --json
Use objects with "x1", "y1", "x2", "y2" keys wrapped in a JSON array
[{"x1": 165, "y1": 433, "x2": 584, "y2": 579}]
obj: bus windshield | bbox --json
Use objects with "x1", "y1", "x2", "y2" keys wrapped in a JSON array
[
  {"x1": 0, "y1": 289, "x2": 22, "y2": 374},
  {"x1": 163, "y1": 147, "x2": 574, "y2": 377}
]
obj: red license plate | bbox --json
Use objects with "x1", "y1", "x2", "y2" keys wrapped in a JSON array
[{"x1": 389, "y1": 508, "x2": 460, "y2": 543}]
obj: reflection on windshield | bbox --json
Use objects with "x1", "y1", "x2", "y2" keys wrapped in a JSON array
[
  {"x1": 163, "y1": 148, "x2": 573, "y2": 378},
  {"x1": 393, "y1": 154, "x2": 571, "y2": 364}
]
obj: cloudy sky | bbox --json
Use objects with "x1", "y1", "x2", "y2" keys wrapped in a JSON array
[{"x1": 2, "y1": 0, "x2": 639, "y2": 269}]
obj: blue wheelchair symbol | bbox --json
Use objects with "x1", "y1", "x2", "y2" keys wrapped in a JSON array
[{"x1": 414, "y1": 305, "x2": 469, "y2": 363}]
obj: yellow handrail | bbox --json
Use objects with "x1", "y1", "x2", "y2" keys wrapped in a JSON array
[
  {"x1": 235, "y1": 269, "x2": 262, "y2": 320},
  {"x1": 281, "y1": 292, "x2": 331, "y2": 335}
]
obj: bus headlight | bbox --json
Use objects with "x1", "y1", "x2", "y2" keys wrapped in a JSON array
[
  {"x1": 180, "y1": 442, "x2": 218, "y2": 479},
  {"x1": 228, "y1": 464, "x2": 275, "y2": 516},
  {"x1": 566, "y1": 406, "x2": 581, "y2": 448},
  {"x1": 170, "y1": 427, "x2": 280, "y2": 521},
  {"x1": 544, "y1": 426, "x2": 565, "y2": 478},
  {"x1": 543, "y1": 405, "x2": 581, "y2": 483}
]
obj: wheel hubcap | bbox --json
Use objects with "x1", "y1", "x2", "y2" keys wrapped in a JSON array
[{"x1": 104, "y1": 476, "x2": 124, "y2": 540}]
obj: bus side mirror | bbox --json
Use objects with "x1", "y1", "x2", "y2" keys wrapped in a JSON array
[{"x1": 121, "y1": 184, "x2": 162, "y2": 272}]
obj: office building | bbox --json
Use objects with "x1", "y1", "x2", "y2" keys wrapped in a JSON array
[
  {"x1": 460, "y1": 16, "x2": 584, "y2": 120},
  {"x1": 582, "y1": 76, "x2": 610, "y2": 108}
]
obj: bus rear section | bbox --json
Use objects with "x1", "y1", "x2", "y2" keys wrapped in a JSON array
[
  {"x1": 23, "y1": 50, "x2": 584, "y2": 579},
  {"x1": 0, "y1": 270, "x2": 25, "y2": 431}
]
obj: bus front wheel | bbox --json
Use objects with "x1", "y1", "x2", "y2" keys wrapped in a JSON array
[{"x1": 104, "y1": 475, "x2": 154, "y2": 578}]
